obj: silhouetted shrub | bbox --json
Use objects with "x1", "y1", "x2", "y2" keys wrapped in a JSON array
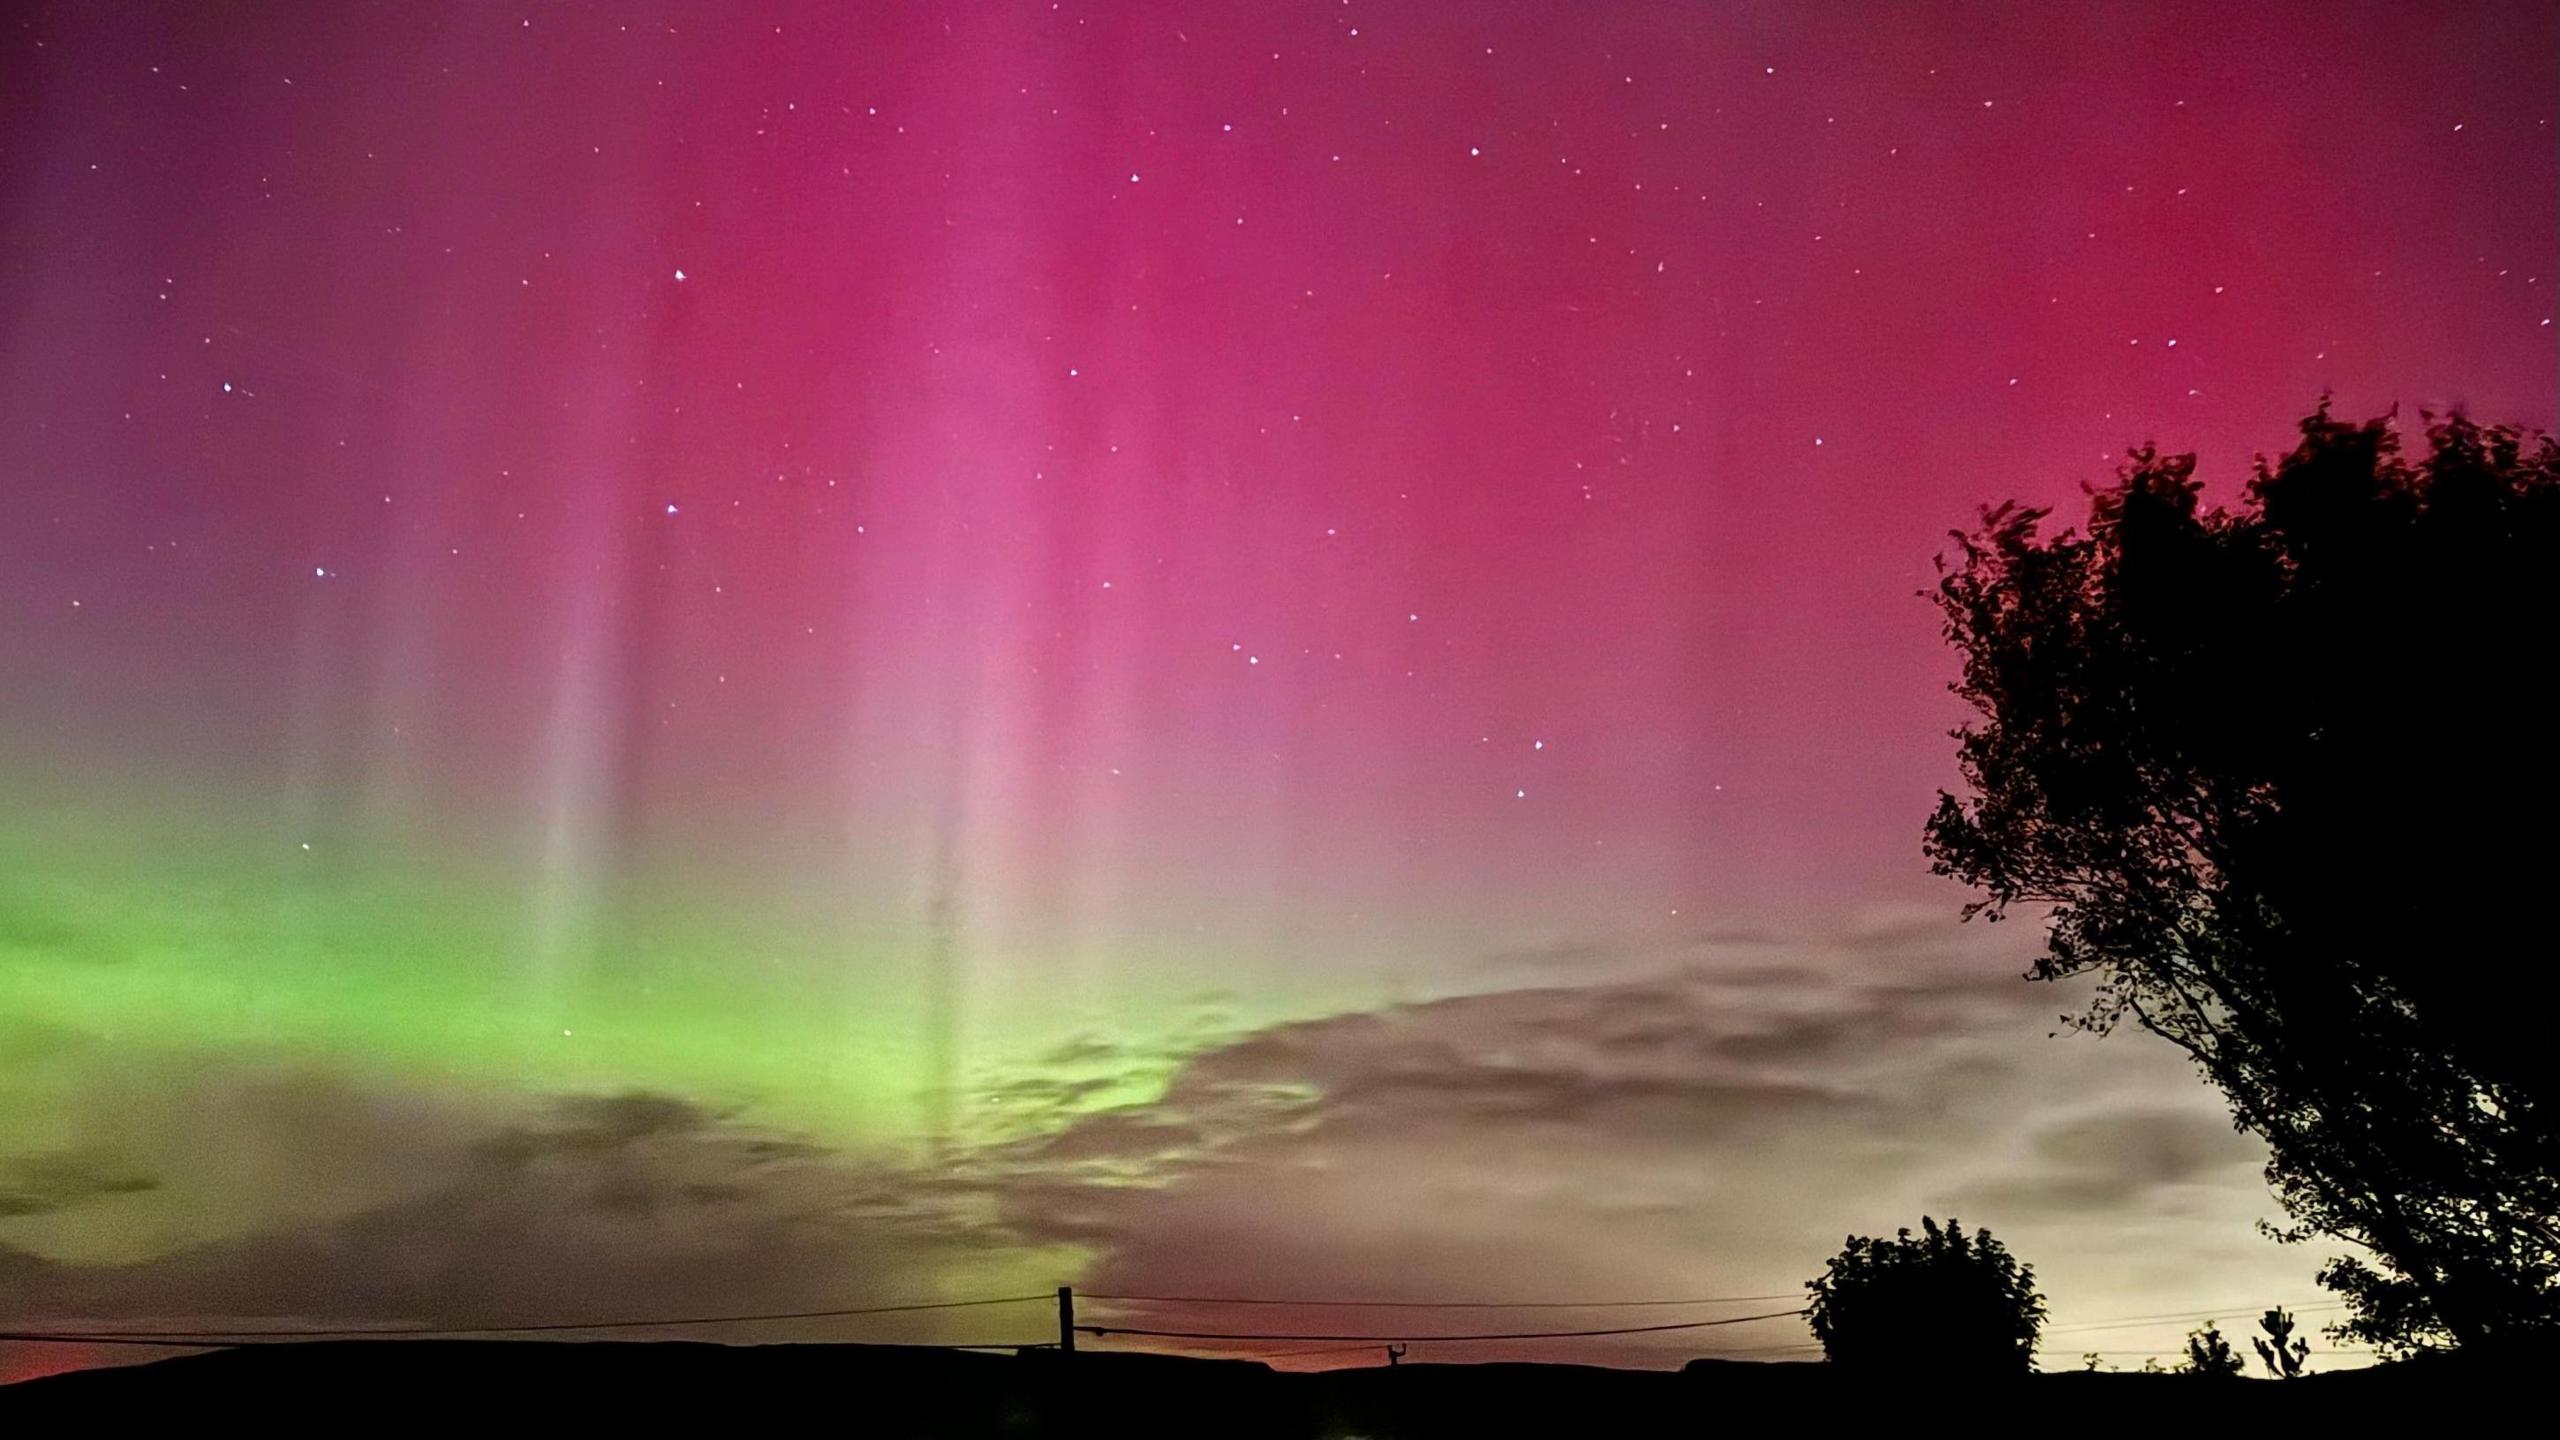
[
  {"x1": 2253, "y1": 1307, "x2": 2310, "y2": 1378},
  {"x1": 2181, "y1": 1321, "x2": 2244, "y2": 1377},
  {"x1": 1805, "y1": 1216, "x2": 2045, "y2": 1374}
]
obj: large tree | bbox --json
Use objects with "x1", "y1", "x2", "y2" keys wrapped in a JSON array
[{"x1": 1925, "y1": 406, "x2": 2560, "y2": 1355}]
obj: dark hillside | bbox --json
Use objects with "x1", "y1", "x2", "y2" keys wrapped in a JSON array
[{"x1": 0, "y1": 1339, "x2": 2521, "y2": 1435}]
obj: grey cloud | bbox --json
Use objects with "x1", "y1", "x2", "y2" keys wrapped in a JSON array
[
  {"x1": 2034, "y1": 1107, "x2": 2261, "y2": 1183},
  {"x1": 1955, "y1": 1107, "x2": 2265, "y2": 1218},
  {"x1": 1477, "y1": 939, "x2": 1614, "y2": 972},
  {"x1": 0, "y1": 888, "x2": 117, "y2": 966},
  {"x1": 956, "y1": 928, "x2": 2296, "y2": 1354},
  {"x1": 1016, "y1": 1112, "x2": 1204, "y2": 1167},
  {"x1": 1835, "y1": 903, "x2": 1976, "y2": 955},
  {"x1": 1709, "y1": 1013, "x2": 1865, "y2": 1063},
  {"x1": 1688, "y1": 927, "x2": 1790, "y2": 950},
  {"x1": 0, "y1": 1151, "x2": 159, "y2": 1218},
  {"x1": 1033, "y1": 1035, "x2": 1123, "y2": 1068},
  {"x1": 1693, "y1": 960, "x2": 1820, "y2": 987},
  {"x1": 0, "y1": 1079, "x2": 989, "y2": 1339},
  {"x1": 975, "y1": 961, "x2": 2026, "y2": 1297}
]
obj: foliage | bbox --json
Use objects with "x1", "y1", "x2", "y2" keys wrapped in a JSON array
[
  {"x1": 2181, "y1": 1321, "x2": 2244, "y2": 1377},
  {"x1": 1926, "y1": 407, "x2": 2560, "y2": 1354},
  {"x1": 2252, "y1": 1307, "x2": 2309, "y2": 1378},
  {"x1": 1805, "y1": 1216, "x2": 2046, "y2": 1373}
]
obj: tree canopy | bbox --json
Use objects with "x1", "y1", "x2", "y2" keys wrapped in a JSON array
[
  {"x1": 1805, "y1": 1216, "x2": 2046, "y2": 1373},
  {"x1": 1926, "y1": 406, "x2": 2560, "y2": 1354}
]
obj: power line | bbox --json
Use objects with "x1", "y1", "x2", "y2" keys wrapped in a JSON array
[
  {"x1": 0, "y1": 1291, "x2": 2370, "y2": 1356},
  {"x1": 2044, "y1": 1302, "x2": 2346, "y2": 1337},
  {"x1": 1079, "y1": 1291, "x2": 1804, "y2": 1310},
  {"x1": 0, "y1": 1322, "x2": 1059, "y2": 1342},
  {"x1": 1236, "y1": 1341, "x2": 1407, "y2": 1361},
  {"x1": 1, "y1": 1292, "x2": 1055, "y2": 1343},
  {"x1": 1077, "y1": 1306, "x2": 1809, "y2": 1344},
  {"x1": 0, "y1": 1331, "x2": 235, "y2": 1349}
]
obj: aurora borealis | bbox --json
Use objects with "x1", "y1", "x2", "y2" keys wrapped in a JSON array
[{"x1": 3, "y1": 0, "x2": 2554, "y2": 1381}]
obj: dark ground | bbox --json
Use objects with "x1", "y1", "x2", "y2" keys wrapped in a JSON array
[{"x1": 0, "y1": 1339, "x2": 2521, "y2": 1434}]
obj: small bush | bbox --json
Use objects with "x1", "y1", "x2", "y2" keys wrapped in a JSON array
[
  {"x1": 1805, "y1": 1216, "x2": 2046, "y2": 1374},
  {"x1": 2181, "y1": 1322, "x2": 2245, "y2": 1376}
]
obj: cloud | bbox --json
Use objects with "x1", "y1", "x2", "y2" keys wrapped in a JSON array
[
  {"x1": 939, "y1": 924, "x2": 2298, "y2": 1362},
  {"x1": 1955, "y1": 1108, "x2": 2265, "y2": 1216},
  {"x1": 0, "y1": 1152, "x2": 158, "y2": 1218},
  {"x1": 1476, "y1": 939, "x2": 1617, "y2": 972},
  {"x1": 0, "y1": 888, "x2": 113, "y2": 966},
  {"x1": 0, "y1": 1078, "x2": 999, "y2": 1342},
  {"x1": 1, "y1": 912, "x2": 2311, "y2": 1371}
]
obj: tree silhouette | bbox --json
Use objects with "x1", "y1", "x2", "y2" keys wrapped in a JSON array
[
  {"x1": 1804, "y1": 1216, "x2": 2046, "y2": 1374},
  {"x1": 2252, "y1": 1307, "x2": 2310, "y2": 1379},
  {"x1": 2181, "y1": 1321, "x2": 2244, "y2": 1377},
  {"x1": 1925, "y1": 407, "x2": 2560, "y2": 1355}
]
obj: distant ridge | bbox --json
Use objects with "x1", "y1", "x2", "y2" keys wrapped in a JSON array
[{"x1": 0, "y1": 1337, "x2": 2521, "y2": 1435}]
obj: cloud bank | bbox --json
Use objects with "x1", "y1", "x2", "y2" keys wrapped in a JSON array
[{"x1": 3, "y1": 914, "x2": 2314, "y2": 1377}]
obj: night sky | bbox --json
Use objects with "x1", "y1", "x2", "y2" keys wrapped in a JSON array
[{"x1": 3, "y1": 0, "x2": 2553, "y2": 1379}]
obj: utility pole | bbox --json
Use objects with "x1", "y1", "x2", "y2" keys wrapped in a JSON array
[{"x1": 1057, "y1": 1286, "x2": 1076, "y2": 1354}]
